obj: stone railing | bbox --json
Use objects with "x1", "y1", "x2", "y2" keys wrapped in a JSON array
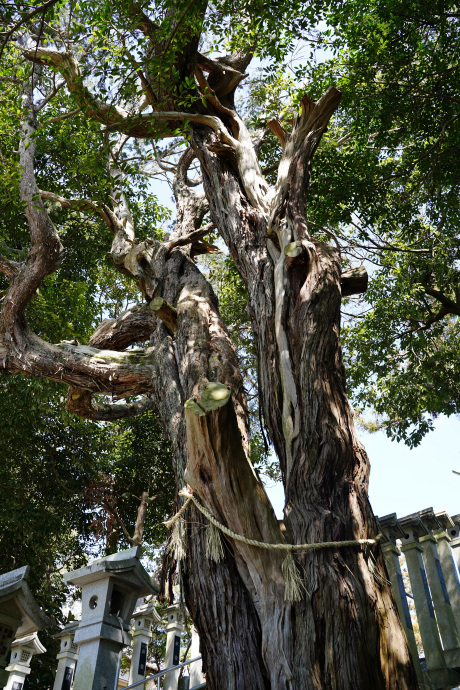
[
  {"x1": 5, "y1": 514, "x2": 460, "y2": 690},
  {"x1": 378, "y1": 508, "x2": 460, "y2": 690}
]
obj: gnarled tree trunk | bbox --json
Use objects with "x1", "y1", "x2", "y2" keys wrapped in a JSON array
[{"x1": 1, "y1": 15, "x2": 420, "y2": 690}]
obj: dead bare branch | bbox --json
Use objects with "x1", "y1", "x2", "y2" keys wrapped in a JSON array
[{"x1": 164, "y1": 222, "x2": 216, "y2": 257}]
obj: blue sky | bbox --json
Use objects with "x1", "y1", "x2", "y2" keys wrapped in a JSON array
[
  {"x1": 364, "y1": 415, "x2": 460, "y2": 519},
  {"x1": 264, "y1": 415, "x2": 460, "y2": 520}
]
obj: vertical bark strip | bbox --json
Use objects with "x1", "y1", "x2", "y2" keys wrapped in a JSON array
[
  {"x1": 283, "y1": 243, "x2": 417, "y2": 689},
  {"x1": 184, "y1": 395, "x2": 294, "y2": 688}
]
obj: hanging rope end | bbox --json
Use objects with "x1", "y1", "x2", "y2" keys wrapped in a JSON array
[
  {"x1": 206, "y1": 522, "x2": 225, "y2": 563},
  {"x1": 167, "y1": 520, "x2": 187, "y2": 563},
  {"x1": 282, "y1": 551, "x2": 305, "y2": 601}
]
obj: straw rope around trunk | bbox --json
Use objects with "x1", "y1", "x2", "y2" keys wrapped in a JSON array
[{"x1": 164, "y1": 489, "x2": 384, "y2": 601}]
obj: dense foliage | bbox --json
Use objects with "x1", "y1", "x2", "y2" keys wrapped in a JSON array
[
  {"x1": 322, "y1": 0, "x2": 460, "y2": 445},
  {"x1": 244, "y1": 0, "x2": 460, "y2": 445}
]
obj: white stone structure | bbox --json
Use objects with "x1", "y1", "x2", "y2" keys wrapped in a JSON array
[
  {"x1": 378, "y1": 508, "x2": 460, "y2": 689},
  {"x1": 163, "y1": 605, "x2": 184, "y2": 690},
  {"x1": 52, "y1": 621, "x2": 79, "y2": 690},
  {"x1": 0, "y1": 567, "x2": 51, "y2": 688},
  {"x1": 128, "y1": 600, "x2": 161, "y2": 687},
  {"x1": 64, "y1": 546, "x2": 157, "y2": 690},
  {"x1": 4, "y1": 633, "x2": 46, "y2": 690}
]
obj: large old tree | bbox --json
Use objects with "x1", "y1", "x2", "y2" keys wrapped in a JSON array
[{"x1": 0, "y1": 1, "x2": 421, "y2": 688}]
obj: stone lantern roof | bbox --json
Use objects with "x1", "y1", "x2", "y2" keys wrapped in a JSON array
[
  {"x1": 5, "y1": 631, "x2": 47, "y2": 682},
  {"x1": 63, "y1": 546, "x2": 157, "y2": 594},
  {"x1": 10, "y1": 632, "x2": 46, "y2": 659},
  {"x1": 0, "y1": 566, "x2": 52, "y2": 637},
  {"x1": 132, "y1": 598, "x2": 162, "y2": 626}
]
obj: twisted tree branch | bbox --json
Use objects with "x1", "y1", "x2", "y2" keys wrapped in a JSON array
[
  {"x1": 66, "y1": 387, "x2": 158, "y2": 420},
  {"x1": 23, "y1": 47, "x2": 236, "y2": 140},
  {"x1": 0, "y1": 254, "x2": 22, "y2": 280}
]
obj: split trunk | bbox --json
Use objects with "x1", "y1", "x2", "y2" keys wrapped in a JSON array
[{"x1": 0, "y1": 60, "x2": 419, "y2": 690}]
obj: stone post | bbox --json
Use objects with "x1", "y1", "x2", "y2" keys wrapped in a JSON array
[
  {"x1": 419, "y1": 533, "x2": 460, "y2": 652},
  {"x1": 188, "y1": 626, "x2": 203, "y2": 689},
  {"x1": 0, "y1": 567, "x2": 51, "y2": 688},
  {"x1": 400, "y1": 539, "x2": 446, "y2": 670},
  {"x1": 163, "y1": 605, "x2": 184, "y2": 690},
  {"x1": 435, "y1": 530, "x2": 460, "y2": 624},
  {"x1": 4, "y1": 633, "x2": 46, "y2": 690},
  {"x1": 448, "y1": 522, "x2": 460, "y2": 570},
  {"x1": 64, "y1": 547, "x2": 157, "y2": 690},
  {"x1": 52, "y1": 621, "x2": 79, "y2": 690},
  {"x1": 380, "y1": 542, "x2": 423, "y2": 684},
  {"x1": 128, "y1": 601, "x2": 161, "y2": 687}
]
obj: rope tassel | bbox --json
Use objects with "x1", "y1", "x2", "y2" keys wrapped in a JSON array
[
  {"x1": 282, "y1": 551, "x2": 304, "y2": 602},
  {"x1": 366, "y1": 549, "x2": 390, "y2": 588},
  {"x1": 168, "y1": 519, "x2": 186, "y2": 563},
  {"x1": 206, "y1": 522, "x2": 225, "y2": 563},
  {"x1": 163, "y1": 489, "x2": 384, "y2": 603}
]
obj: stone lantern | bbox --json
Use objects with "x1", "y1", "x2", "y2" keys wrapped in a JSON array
[
  {"x1": 189, "y1": 626, "x2": 204, "y2": 689},
  {"x1": 63, "y1": 546, "x2": 157, "y2": 690},
  {"x1": 52, "y1": 621, "x2": 79, "y2": 690},
  {"x1": 128, "y1": 599, "x2": 161, "y2": 686},
  {"x1": 163, "y1": 604, "x2": 184, "y2": 690},
  {"x1": 0, "y1": 567, "x2": 51, "y2": 688},
  {"x1": 4, "y1": 632, "x2": 46, "y2": 690}
]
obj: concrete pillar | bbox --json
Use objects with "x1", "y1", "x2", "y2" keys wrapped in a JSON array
[
  {"x1": 64, "y1": 547, "x2": 157, "y2": 690},
  {"x1": 163, "y1": 605, "x2": 184, "y2": 690},
  {"x1": 401, "y1": 540, "x2": 445, "y2": 670},
  {"x1": 128, "y1": 602, "x2": 161, "y2": 687},
  {"x1": 381, "y1": 542, "x2": 424, "y2": 684},
  {"x1": 52, "y1": 621, "x2": 79, "y2": 690},
  {"x1": 436, "y1": 530, "x2": 460, "y2": 624},
  {"x1": 188, "y1": 626, "x2": 203, "y2": 689},
  {"x1": 4, "y1": 633, "x2": 46, "y2": 690},
  {"x1": 419, "y1": 533, "x2": 460, "y2": 650}
]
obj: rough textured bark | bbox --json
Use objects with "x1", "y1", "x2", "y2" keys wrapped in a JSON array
[
  {"x1": 0, "y1": 17, "x2": 421, "y2": 690},
  {"x1": 188, "y1": 84, "x2": 418, "y2": 689},
  {"x1": 183, "y1": 507, "x2": 270, "y2": 690}
]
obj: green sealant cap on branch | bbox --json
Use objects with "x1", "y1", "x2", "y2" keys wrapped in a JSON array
[{"x1": 184, "y1": 382, "x2": 231, "y2": 416}]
